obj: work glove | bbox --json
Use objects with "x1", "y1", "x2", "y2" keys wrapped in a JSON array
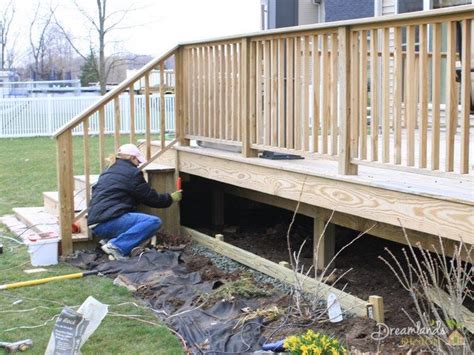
[{"x1": 171, "y1": 190, "x2": 182, "y2": 203}]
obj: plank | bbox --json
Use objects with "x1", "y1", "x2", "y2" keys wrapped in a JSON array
[
  {"x1": 418, "y1": 24, "x2": 428, "y2": 169},
  {"x1": 219, "y1": 45, "x2": 226, "y2": 139},
  {"x1": 312, "y1": 34, "x2": 320, "y2": 153},
  {"x1": 370, "y1": 29, "x2": 379, "y2": 162},
  {"x1": 393, "y1": 27, "x2": 403, "y2": 166},
  {"x1": 190, "y1": 48, "x2": 196, "y2": 136},
  {"x1": 82, "y1": 117, "x2": 90, "y2": 207},
  {"x1": 225, "y1": 44, "x2": 231, "y2": 140},
  {"x1": 406, "y1": 26, "x2": 416, "y2": 167},
  {"x1": 183, "y1": 226, "x2": 371, "y2": 317},
  {"x1": 211, "y1": 46, "x2": 217, "y2": 138},
  {"x1": 232, "y1": 44, "x2": 237, "y2": 140},
  {"x1": 460, "y1": 19, "x2": 472, "y2": 174},
  {"x1": 431, "y1": 23, "x2": 441, "y2": 171},
  {"x1": 445, "y1": 21, "x2": 457, "y2": 172}
]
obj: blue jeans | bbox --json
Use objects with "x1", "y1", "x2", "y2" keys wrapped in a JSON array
[{"x1": 93, "y1": 213, "x2": 161, "y2": 256}]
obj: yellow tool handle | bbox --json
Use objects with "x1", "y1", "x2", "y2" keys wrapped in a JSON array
[{"x1": 0, "y1": 271, "x2": 97, "y2": 290}]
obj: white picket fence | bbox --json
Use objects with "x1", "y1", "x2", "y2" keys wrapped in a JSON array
[{"x1": 0, "y1": 94, "x2": 176, "y2": 138}]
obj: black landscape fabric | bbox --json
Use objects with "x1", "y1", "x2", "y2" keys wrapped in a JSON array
[{"x1": 68, "y1": 250, "x2": 264, "y2": 354}]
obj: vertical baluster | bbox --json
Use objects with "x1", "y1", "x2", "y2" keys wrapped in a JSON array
[
  {"x1": 312, "y1": 34, "x2": 320, "y2": 153},
  {"x1": 160, "y1": 62, "x2": 166, "y2": 149},
  {"x1": 220, "y1": 45, "x2": 226, "y2": 139},
  {"x1": 129, "y1": 84, "x2": 136, "y2": 143},
  {"x1": 393, "y1": 27, "x2": 403, "y2": 165},
  {"x1": 83, "y1": 117, "x2": 90, "y2": 207},
  {"x1": 199, "y1": 47, "x2": 205, "y2": 137},
  {"x1": 321, "y1": 34, "x2": 329, "y2": 154},
  {"x1": 431, "y1": 23, "x2": 441, "y2": 170},
  {"x1": 249, "y1": 40, "x2": 257, "y2": 146},
  {"x1": 236, "y1": 43, "x2": 241, "y2": 141},
  {"x1": 460, "y1": 19, "x2": 472, "y2": 174},
  {"x1": 233, "y1": 44, "x2": 239, "y2": 141},
  {"x1": 98, "y1": 107, "x2": 105, "y2": 171},
  {"x1": 370, "y1": 29, "x2": 379, "y2": 161},
  {"x1": 445, "y1": 21, "x2": 457, "y2": 172},
  {"x1": 256, "y1": 41, "x2": 263, "y2": 145},
  {"x1": 406, "y1": 25, "x2": 416, "y2": 166},
  {"x1": 286, "y1": 37, "x2": 294, "y2": 149},
  {"x1": 114, "y1": 96, "x2": 121, "y2": 152},
  {"x1": 271, "y1": 39, "x2": 278, "y2": 146},
  {"x1": 190, "y1": 48, "x2": 196, "y2": 136},
  {"x1": 263, "y1": 40, "x2": 271, "y2": 145},
  {"x1": 212, "y1": 46, "x2": 218, "y2": 138},
  {"x1": 331, "y1": 32, "x2": 339, "y2": 156},
  {"x1": 225, "y1": 44, "x2": 232, "y2": 140},
  {"x1": 350, "y1": 31, "x2": 359, "y2": 159},
  {"x1": 359, "y1": 30, "x2": 368, "y2": 160},
  {"x1": 419, "y1": 24, "x2": 429, "y2": 169},
  {"x1": 278, "y1": 38, "x2": 285, "y2": 147},
  {"x1": 294, "y1": 36, "x2": 302, "y2": 151},
  {"x1": 145, "y1": 73, "x2": 151, "y2": 160},
  {"x1": 381, "y1": 28, "x2": 390, "y2": 163},
  {"x1": 303, "y1": 36, "x2": 311, "y2": 152}
]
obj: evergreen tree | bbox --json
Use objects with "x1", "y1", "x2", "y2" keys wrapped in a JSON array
[{"x1": 80, "y1": 51, "x2": 98, "y2": 86}]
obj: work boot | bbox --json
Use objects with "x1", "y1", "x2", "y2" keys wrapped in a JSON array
[{"x1": 101, "y1": 242, "x2": 128, "y2": 261}]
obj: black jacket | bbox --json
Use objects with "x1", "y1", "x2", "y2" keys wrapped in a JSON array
[{"x1": 87, "y1": 159, "x2": 172, "y2": 225}]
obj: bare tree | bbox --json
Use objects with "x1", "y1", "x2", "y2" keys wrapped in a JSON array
[
  {"x1": 29, "y1": 4, "x2": 55, "y2": 79},
  {"x1": 54, "y1": 0, "x2": 141, "y2": 94},
  {"x1": 0, "y1": 0, "x2": 15, "y2": 70}
]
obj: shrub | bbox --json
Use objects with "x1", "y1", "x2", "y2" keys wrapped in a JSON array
[{"x1": 284, "y1": 329, "x2": 346, "y2": 355}]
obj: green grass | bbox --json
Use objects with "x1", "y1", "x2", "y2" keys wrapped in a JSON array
[{"x1": 0, "y1": 227, "x2": 183, "y2": 354}]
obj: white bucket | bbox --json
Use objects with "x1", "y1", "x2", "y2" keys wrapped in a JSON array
[{"x1": 26, "y1": 237, "x2": 60, "y2": 266}]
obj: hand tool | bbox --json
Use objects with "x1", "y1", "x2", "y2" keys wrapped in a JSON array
[{"x1": 0, "y1": 339, "x2": 33, "y2": 353}]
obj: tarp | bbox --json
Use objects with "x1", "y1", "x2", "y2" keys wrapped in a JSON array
[{"x1": 69, "y1": 250, "x2": 265, "y2": 354}]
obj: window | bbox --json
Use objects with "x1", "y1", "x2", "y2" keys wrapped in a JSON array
[{"x1": 432, "y1": 0, "x2": 471, "y2": 8}]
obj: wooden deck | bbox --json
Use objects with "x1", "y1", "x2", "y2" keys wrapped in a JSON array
[{"x1": 153, "y1": 143, "x2": 473, "y2": 254}]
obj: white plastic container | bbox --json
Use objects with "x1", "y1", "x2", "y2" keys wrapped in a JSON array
[{"x1": 26, "y1": 237, "x2": 60, "y2": 266}]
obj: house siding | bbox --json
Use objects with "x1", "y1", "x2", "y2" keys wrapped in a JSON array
[
  {"x1": 298, "y1": 0, "x2": 321, "y2": 25},
  {"x1": 324, "y1": 0, "x2": 374, "y2": 22}
]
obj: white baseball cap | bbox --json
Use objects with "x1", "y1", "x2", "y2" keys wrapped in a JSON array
[{"x1": 118, "y1": 144, "x2": 146, "y2": 163}]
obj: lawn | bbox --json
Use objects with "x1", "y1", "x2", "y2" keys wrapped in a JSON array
[
  {"x1": 0, "y1": 135, "x2": 146, "y2": 216},
  {"x1": 0, "y1": 226, "x2": 183, "y2": 354}
]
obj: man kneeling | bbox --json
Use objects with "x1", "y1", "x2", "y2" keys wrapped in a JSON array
[{"x1": 87, "y1": 144, "x2": 182, "y2": 260}]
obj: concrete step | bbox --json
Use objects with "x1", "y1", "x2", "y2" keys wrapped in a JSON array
[
  {"x1": 43, "y1": 191, "x2": 87, "y2": 216},
  {"x1": 13, "y1": 207, "x2": 89, "y2": 242}
]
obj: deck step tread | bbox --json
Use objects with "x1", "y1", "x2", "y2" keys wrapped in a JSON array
[{"x1": 13, "y1": 207, "x2": 89, "y2": 242}]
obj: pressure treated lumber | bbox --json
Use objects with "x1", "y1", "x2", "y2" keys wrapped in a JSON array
[{"x1": 183, "y1": 226, "x2": 371, "y2": 317}]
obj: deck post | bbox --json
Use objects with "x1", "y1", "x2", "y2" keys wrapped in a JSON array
[
  {"x1": 314, "y1": 216, "x2": 336, "y2": 271},
  {"x1": 211, "y1": 186, "x2": 225, "y2": 226},
  {"x1": 57, "y1": 131, "x2": 74, "y2": 255},
  {"x1": 338, "y1": 26, "x2": 358, "y2": 175},
  {"x1": 176, "y1": 47, "x2": 190, "y2": 147},
  {"x1": 241, "y1": 37, "x2": 258, "y2": 158}
]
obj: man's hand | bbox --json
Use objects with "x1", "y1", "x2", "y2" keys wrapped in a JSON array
[{"x1": 171, "y1": 190, "x2": 182, "y2": 203}]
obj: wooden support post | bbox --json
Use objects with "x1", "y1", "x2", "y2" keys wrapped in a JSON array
[
  {"x1": 211, "y1": 187, "x2": 225, "y2": 226},
  {"x1": 142, "y1": 165, "x2": 180, "y2": 236},
  {"x1": 338, "y1": 26, "x2": 357, "y2": 175},
  {"x1": 368, "y1": 295, "x2": 384, "y2": 323},
  {"x1": 57, "y1": 131, "x2": 74, "y2": 255},
  {"x1": 176, "y1": 47, "x2": 190, "y2": 147},
  {"x1": 279, "y1": 261, "x2": 290, "y2": 269},
  {"x1": 215, "y1": 234, "x2": 224, "y2": 241},
  {"x1": 241, "y1": 37, "x2": 258, "y2": 157},
  {"x1": 314, "y1": 216, "x2": 335, "y2": 270}
]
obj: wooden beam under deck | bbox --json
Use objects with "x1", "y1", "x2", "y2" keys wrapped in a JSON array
[{"x1": 153, "y1": 146, "x2": 473, "y2": 250}]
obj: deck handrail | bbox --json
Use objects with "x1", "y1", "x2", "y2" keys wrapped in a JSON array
[
  {"x1": 53, "y1": 46, "x2": 178, "y2": 137},
  {"x1": 55, "y1": 7, "x2": 474, "y2": 255}
]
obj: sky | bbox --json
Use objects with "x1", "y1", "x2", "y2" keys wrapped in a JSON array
[{"x1": 2, "y1": 0, "x2": 262, "y2": 63}]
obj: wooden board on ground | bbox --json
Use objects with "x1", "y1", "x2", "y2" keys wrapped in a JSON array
[{"x1": 183, "y1": 226, "x2": 371, "y2": 318}]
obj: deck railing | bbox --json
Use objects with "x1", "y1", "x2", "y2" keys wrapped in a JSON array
[{"x1": 55, "y1": 6, "x2": 473, "y2": 254}]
